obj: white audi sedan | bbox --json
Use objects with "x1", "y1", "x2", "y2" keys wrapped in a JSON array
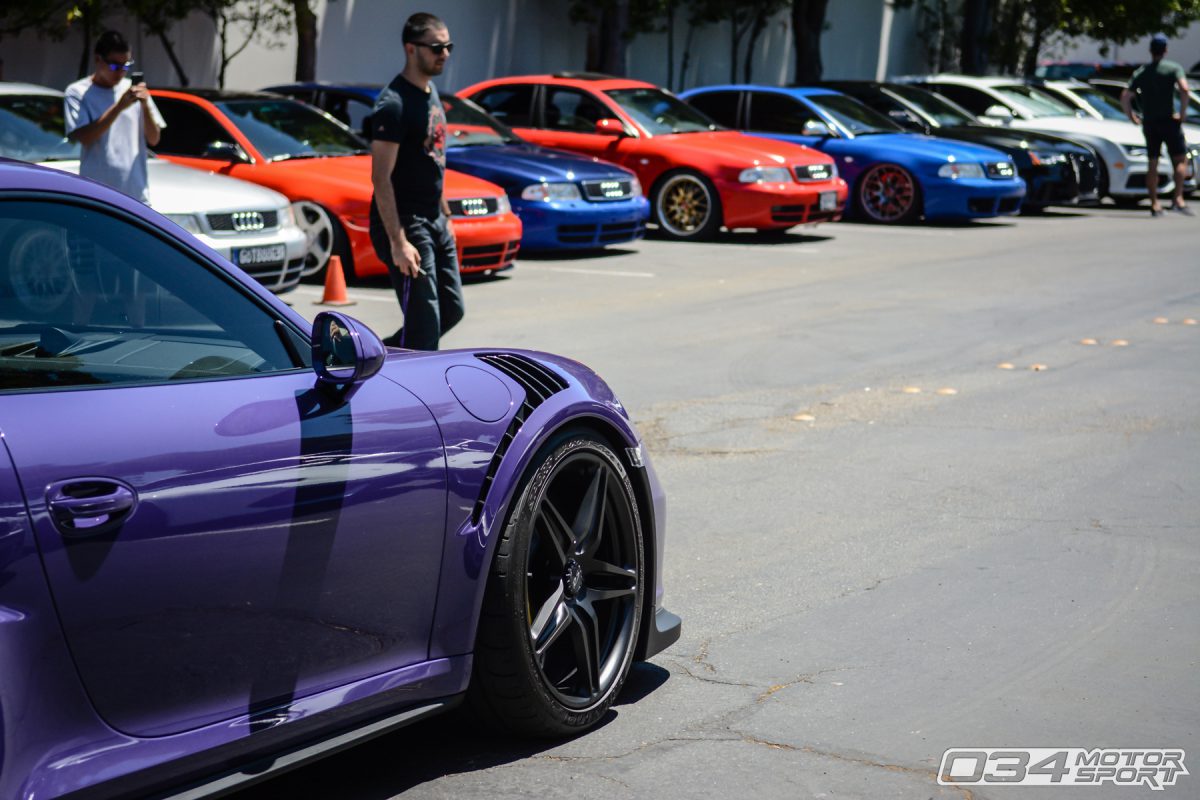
[{"x1": 0, "y1": 82, "x2": 307, "y2": 294}]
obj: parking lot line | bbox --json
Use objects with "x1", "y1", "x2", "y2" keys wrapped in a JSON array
[{"x1": 531, "y1": 266, "x2": 656, "y2": 278}]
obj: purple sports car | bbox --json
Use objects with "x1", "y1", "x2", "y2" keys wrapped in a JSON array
[{"x1": 0, "y1": 160, "x2": 679, "y2": 799}]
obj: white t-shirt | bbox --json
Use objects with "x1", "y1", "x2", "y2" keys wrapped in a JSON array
[{"x1": 64, "y1": 76, "x2": 167, "y2": 203}]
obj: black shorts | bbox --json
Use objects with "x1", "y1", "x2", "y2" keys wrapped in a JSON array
[{"x1": 1143, "y1": 118, "x2": 1187, "y2": 159}]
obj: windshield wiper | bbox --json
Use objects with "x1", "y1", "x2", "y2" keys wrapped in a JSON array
[{"x1": 269, "y1": 153, "x2": 325, "y2": 162}]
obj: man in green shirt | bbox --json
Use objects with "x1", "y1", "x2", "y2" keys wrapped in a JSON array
[{"x1": 1122, "y1": 33, "x2": 1192, "y2": 215}]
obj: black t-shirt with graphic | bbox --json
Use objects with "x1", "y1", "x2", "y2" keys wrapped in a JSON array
[{"x1": 369, "y1": 75, "x2": 447, "y2": 223}]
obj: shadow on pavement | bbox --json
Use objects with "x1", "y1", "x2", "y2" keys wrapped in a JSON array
[
  {"x1": 231, "y1": 663, "x2": 671, "y2": 799},
  {"x1": 518, "y1": 246, "x2": 641, "y2": 261}
]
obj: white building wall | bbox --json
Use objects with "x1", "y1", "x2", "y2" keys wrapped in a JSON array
[{"x1": 6, "y1": 1, "x2": 1191, "y2": 97}]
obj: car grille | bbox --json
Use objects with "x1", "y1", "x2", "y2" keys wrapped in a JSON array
[
  {"x1": 985, "y1": 161, "x2": 1016, "y2": 179},
  {"x1": 556, "y1": 221, "x2": 645, "y2": 245},
  {"x1": 461, "y1": 239, "x2": 520, "y2": 272},
  {"x1": 239, "y1": 255, "x2": 304, "y2": 294},
  {"x1": 206, "y1": 210, "x2": 279, "y2": 233},
  {"x1": 581, "y1": 178, "x2": 636, "y2": 201},
  {"x1": 794, "y1": 163, "x2": 835, "y2": 181},
  {"x1": 470, "y1": 353, "x2": 570, "y2": 524},
  {"x1": 449, "y1": 197, "x2": 500, "y2": 217},
  {"x1": 770, "y1": 204, "x2": 840, "y2": 224}
]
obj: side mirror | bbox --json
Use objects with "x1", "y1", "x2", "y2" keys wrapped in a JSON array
[
  {"x1": 311, "y1": 311, "x2": 386, "y2": 388},
  {"x1": 802, "y1": 119, "x2": 833, "y2": 136},
  {"x1": 204, "y1": 141, "x2": 250, "y2": 163},
  {"x1": 594, "y1": 118, "x2": 627, "y2": 137},
  {"x1": 983, "y1": 104, "x2": 1014, "y2": 121}
]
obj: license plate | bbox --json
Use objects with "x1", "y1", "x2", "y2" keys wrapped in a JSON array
[
  {"x1": 819, "y1": 191, "x2": 837, "y2": 211},
  {"x1": 233, "y1": 244, "x2": 285, "y2": 266}
]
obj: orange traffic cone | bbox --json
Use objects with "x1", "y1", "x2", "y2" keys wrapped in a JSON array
[{"x1": 316, "y1": 255, "x2": 355, "y2": 306}]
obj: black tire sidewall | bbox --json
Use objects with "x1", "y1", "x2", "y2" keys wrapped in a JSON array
[{"x1": 652, "y1": 169, "x2": 723, "y2": 240}]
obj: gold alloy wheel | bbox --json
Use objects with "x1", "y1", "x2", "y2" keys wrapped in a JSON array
[{"x1": 657, "y1": 173, "x2": 713, "y2": 237}]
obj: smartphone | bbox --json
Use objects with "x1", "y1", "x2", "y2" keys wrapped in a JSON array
[{"x1": 129, "y1": 71, "x2": 145, "y2": 86}]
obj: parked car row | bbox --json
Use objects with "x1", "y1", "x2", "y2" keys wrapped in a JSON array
[{"x1": 3, "y1": 71, "x2": 1191, "y2": 303}]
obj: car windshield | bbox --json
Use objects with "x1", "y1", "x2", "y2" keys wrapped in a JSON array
[
  {"x1": 0, "y1": 94, "x2": 80, "y2": 162},
  {"x1": 1067, "y1": 86, "x2": 1127, "y2": 120},
  {"x1": 886, "y1": 84, "x2": 976, "y2": 126},
  {"x1": 605, "y1": 88, "x2": 717, "y2": 135},
  {"x1": 443, "y1": 94, "x2": 521, "y2": 147},
  {"x1": 807, "y1": 93, "x2": 902, "y2": 135},
  {"x1": 992, "y1": 85, "x2": 1076, "y2": 117},
  {"x1": 214, "y1": 98, "x2": 369, "y2": 160}
]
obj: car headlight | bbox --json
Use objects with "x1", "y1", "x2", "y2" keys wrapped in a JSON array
[
  {"x1": 938, "y1": 162, "x2": 985, "y2": 179},
  {"x1": 496, "y1": 193, "x2": 512, "y2": 214},
  {"x1": 165, "y1": 213, "x2": 202, "y2": 233},
  {"x1": 1124, "y1": 145, "x2": 1149, "y2": 158},
  {"x1": 278, "y1": 204, "x2": 297, "y2": 227},
  {"x1": 1029, "y1": 151, "x2": 1067, "y2": 166},
  {"x1": 739, "y1": 166, "x2": 792, "y2": 183},
  {"x1": 629, "y1": 174, "x2": 643, "y2": 196},
  {"x1": 521, "y1": 182, "x2": 582, "y2": 201}
]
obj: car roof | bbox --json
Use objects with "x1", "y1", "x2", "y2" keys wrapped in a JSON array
[
  {"x1": 265, "y1": 82, "x2": 382, "y2": 96},
  {"x1": 695, "y1": 84, "x2": 842, "y2": 98},
  {"x1": 480, "y1": 74, "x2": 658, "y2": 92},
  {"x1": 153, "y1": 88, "x2": 282, "y2": 101},
  {"x1": 0, "y1": 81, "x2": 63, "y2": 97}
]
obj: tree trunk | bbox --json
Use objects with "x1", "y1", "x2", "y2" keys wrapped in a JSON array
[
  {"x1": 960, "y1": 0, "x2": 992, "y2": 75},
  {"x1": 792, "y1": 0, "x2": 828, "y2": 84},
  {"x1": 729, "y1": 7, "x2": 739, "y2": 83},
  {"x1": 157, "y1": 31, "x2": 189, "y2": 86},
  {"x1": 666, "y1": 0, "x2": 675, "y2": 91},
  {"x1": 78, "y1": 16, "x2": 93, "y2": 79},
  {"x1": 744, "y1": 10, "x2": 769, "y2": 83},
  {"x1": 293, "y1": 0, "x2": 318, "y2": 81},
  {"x1": 679, "y1": 19, "x2": 696, "y2": 91}
]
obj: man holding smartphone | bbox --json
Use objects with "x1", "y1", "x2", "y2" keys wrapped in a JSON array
[{"x1": 65, "y1": 30, "x2": 165, "y2": 204}]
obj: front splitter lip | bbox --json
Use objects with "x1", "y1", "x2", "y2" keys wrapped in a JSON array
[{"x1": 640, "y1": 606, "x2": 682, "y2": 660}]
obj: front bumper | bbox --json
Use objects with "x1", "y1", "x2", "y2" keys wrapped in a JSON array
[
  {"x1": 922, "y1": 176, "x2": 1026, "y2": 219},
  {"x1": 515, "y1": 196, "x2": 650, "y2": 250},
  {"x1": 453, "y1": 211, "x2": 524, "y2": 274},
  {"x1": 201, "y1": 225, "x2": 307, "y2": 295},
  {"x1": 639, "y1": 607, "x2": 682, "y2": 660},
  {"x1": 718, "y1": 177, "x2": 848, "y2": 229}
]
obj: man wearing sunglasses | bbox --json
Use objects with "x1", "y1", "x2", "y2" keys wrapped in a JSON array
[
  {"x1": 369, "y1": 12, "x2": 462, "y2": 350},
  {"x1": 64, "y1": 30, "x2": 165, "y2": 204}
]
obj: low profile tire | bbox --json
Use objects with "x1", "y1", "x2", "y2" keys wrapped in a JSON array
[
  {"x1": 469, "y1": 432, "x2": 644, "y2": 737},
  {"x1": 653, "y1": 170, "x2": 722, "y2": 240},
  {"x1": 1, "y1": 226, "x2": 74, "y2": 313},
  {"x1": 294, "y1": 201, "x2": 353, "y2": 282},
  {"x1": 856, "y1": 163, "x2": 921, "y2": 224}
]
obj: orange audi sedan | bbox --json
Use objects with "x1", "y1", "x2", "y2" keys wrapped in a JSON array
[
  {"x1": 460, "y1": 74, "x2": 848, "y2": 239},
  {"x1": 150, "y1": 89, "x2": 521, "y2": 280}
]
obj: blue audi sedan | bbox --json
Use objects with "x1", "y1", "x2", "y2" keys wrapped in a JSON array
[
  {"x1": 263, "y1": 83, "x2": 650, "y2": 250},
  {"x1": 682, "y1": 85, "x2": 1026, "y2": 224}
]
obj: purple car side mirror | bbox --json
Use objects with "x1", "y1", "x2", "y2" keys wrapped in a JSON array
[{"x1": 312, "y1": 311, "x2": 387, "y2": 387}]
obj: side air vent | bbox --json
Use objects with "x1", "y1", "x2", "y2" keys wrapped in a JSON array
[{"x1": 471, "y1": 353, "x2": 569, "y2": 524}]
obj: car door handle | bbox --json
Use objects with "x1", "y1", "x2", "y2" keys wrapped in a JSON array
[{"x1": 46, "y1": 479, "x2": 138, "y2": 537}]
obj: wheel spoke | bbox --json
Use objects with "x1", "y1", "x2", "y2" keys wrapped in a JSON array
[
  {"x1": 530, "y1": 582, "x2": 570, "y2": 659},
  {"x1": 572, "y1": 466, "x2": 608, "y2": 558},
  {"x1": 584, "y1": 557, "x2": 636, "y2": 602},
  {"x1": 538, "y1": 497, "x2": 575, "y2": 567},
  {"x1": 567, "y1": 600, "x2": 602, "y2": 697}
]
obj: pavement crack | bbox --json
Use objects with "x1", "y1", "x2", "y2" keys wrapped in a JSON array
[
  {"x1": 739, "y1": 738, "x2": 977, "y2": 799},
  {"x1": 755, "y1": 666, "x2": 857, "y2": 703}
]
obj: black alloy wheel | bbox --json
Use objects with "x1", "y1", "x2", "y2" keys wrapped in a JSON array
[{"x1": 469, "y1": 432, "x2": 644, "y2": 736}]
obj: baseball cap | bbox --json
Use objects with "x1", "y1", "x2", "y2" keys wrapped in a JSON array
[{"x1": 1150, "y1": 33, "x2": 1168, "y2": 53}]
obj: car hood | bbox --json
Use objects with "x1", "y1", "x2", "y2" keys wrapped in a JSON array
[
  {"x1": 842, "y1": 132, "x2": 1009, "y2": 162},
  {"x1": 938, "y1": 125, "x2": 1092, "y2": 154},
  {"x1": 1015, "y1": 116, "x2": 1200, "y2": 146},
  {"x1": 41, "y1": 158, "x2": 291, "y2": 213},
  {"x1": 446, "y1": 143, "x2": 633, "y2": 185},
  {"x1": 656, "y1": 130, "x2": 832, "y2": 166},
  {"x1": 259, "y1": 154, "x2": 506, "y2": 199}
]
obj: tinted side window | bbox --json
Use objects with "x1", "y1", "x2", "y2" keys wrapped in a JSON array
[
  {"x1": 688, "y1": 91, "x2": 740, "y2": 127},
  {"x1": 153, "y1": 97, "x2": 237, "y2": 157},
  {"x1": 748, "y1": 92, "x2": 821, "y2": 133},
  {"x1": 0, "y1": 199, "x2": 302, "y2": 392},
  {"x1": 543, "y1": 88, "x2": 611, "y2": 132},
  {"x1": 473, "y1": 85, "x2": 535, "y2": 127},
  {"x1": 928, "y1": 84, "x2": 991, "y2": 115}
]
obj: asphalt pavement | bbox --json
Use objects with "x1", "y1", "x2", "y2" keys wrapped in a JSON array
[{"x1": 237, "y1": 204, "x2": 1199, "y2": 800}]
